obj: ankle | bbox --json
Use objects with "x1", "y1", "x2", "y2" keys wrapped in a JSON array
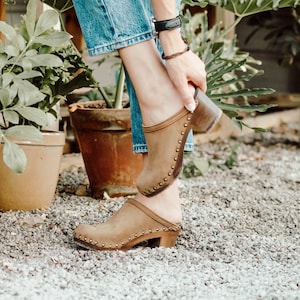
[
  {"x1": 134, "y1": 182, "x2": 182, "y2": 224},
  {"x1": 140, "y1": 86, "x2": 183, "y2": 126}
]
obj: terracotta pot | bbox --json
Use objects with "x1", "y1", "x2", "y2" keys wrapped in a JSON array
[
  {"x1": 0, "y1": 131, "x2": 65, "y2": 211},
  {"x1": 69, "y1": 101, "x2": 143, "y2": 198}
]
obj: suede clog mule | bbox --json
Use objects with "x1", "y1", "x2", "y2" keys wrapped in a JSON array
[
  {"x1": 136, "y1": 89, "x2": 222, "y2": 197},
  {"x1": 74, "y1": 199, "x2": 181, "y2": 251}
]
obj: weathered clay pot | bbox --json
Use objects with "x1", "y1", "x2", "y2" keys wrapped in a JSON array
[
  {"x1": 69, "y1": 101, "x2": 143, "y2": 198},
  {"x1": 0, "y1": 131, "x2": 65, "y2": 211}
]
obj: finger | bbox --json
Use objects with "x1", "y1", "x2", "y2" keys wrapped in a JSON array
[
  {"x1": 196, "y1": 80, "x2": 207, "y2": 94},
  {"x1": 190, "y1": 71, "x2": 207, "y2": 94},
  {"x1": 177, "y1": 83, "x2": 196, "y2": 112}
]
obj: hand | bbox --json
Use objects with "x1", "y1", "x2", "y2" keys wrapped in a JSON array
[
  {"x1": 165, "y1": 49, "x2": 207, "y2": 112},
  {"x1": 159, "y1": 31, "x2": 207, "y2": 112}
]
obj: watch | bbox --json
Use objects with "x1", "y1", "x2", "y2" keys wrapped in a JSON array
[{"x1": 154, "y1": 16, "x2": 182, "y2": 33}]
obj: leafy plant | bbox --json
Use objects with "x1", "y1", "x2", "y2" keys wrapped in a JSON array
[
  {"x1": 182, "y1": 157, "x2": 210, "y2": 178},
  {"x1": 40, "y1": 0, "x2": 127, "y2": 109},
  {"x1": 40, "y1": 0, "x2": 73, "y2": 13},
  {"x1": 184, "y1": 0, "x2": 300, "y2": 17},
  {"x1": 182, "y1": 144, "x2": 239, "y2": 178},
  {"x1": 94, "y1": 58, "x2": 127, "y2": 109},
  {"x1": 246, "y1": 7, "x2": 300, "y2": 69},
  {"x1": 181, "y1": 0, "x2": 299, "y2": 130},
  {"x1": 182, "y1": 10, "x2": 275, "y2": 131},
  {"x1": 0, "y1": 0, "x2": 95, "y2": 173}
]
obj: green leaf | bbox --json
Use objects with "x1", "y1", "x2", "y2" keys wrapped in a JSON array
[
  {"x1": 224, "y1": 144, "x2": 239, "y2": 169},
  {"x1": 0, "y1": 53, "x2": 7, "y2": 72},
  {"x1": 0, "y1": 88, "x2": 11, "y2": 108},
  {"x1": 215, "y1": 101, "x2": 276, "y2": 113},
  {"x1": 0, "y1": 21, "x2": 17, "y2": 42},
  {"x1": 234, "y1": 119, "x2": 269, "y2": 132},
  {"x1": 17, "y1": 70, "x2": 43, "y2": 80},
  {"x1": 34, "y1": 31, "x2": 71, "y2": 47},
  {"x1": 207, "y1": 60, "x2": 247, "y2": 86},
  {"x1": 187, "y1": 0, "x2": 300, "y2": 17},
  {"x1": 13, "y1": 79, "x2": 45, "y2": 105},
  {"x1": 208, "y1": 73, "x2": 261, "y2": 90},
  {"x1": 19, "y1": 57, "x2": 32, "y2": 71},
  {"x1": 251, "y1": 127, "x2": 268, "y2": 133},
  {"x1": 41, "y1": 0, "x2": 74, "y2": 13},
  {"x1": 16, "y1": 35, "x2": 26, "y2": 52},
  {"x1": 5, "y1": 45, "x2": 19, "y2": 56},
  {"x1": 34, "y1": 10, "x2": 60, "y2": 37},
  {"x1": 2, "y1": 73, "x2": 14, "y2": 87},
  {"x1": 26, "y1": 53, "x2": 63, "y2": 68},
  {"x1": 25, "y1": 49, "x2": 38, "y2": 57},
  {"x1": 2, "y1": 110, "x2": 19, "y2": 125},
  {"x1": 193, "y1": 158, "x2": 210, "y2": 175},
  {"x1": 0, "y1": 40, "x2": 4, "y2": 53},
  {"x1": 5, "y1": 125, "x2": 43, "y2": 141},
  {"x1": 209, "y1": 88, "x2": 275, "y2": 100},
  {"x1": 15, "y1": 107, "x2": 49, "y2": 127},
  {"x1": 233, "y1": 118, "x2": 243, "y2": 131},
  {"x1": 24, "y1": 0, "x2": 37, "y2": 38},
  {"x1": 59, "y1": 70, "x2": 96, "y2": 96},
  {"x1": 223, "y1": 110, "x2": 239, "y2": 118},
  {"x1": 3, "y1": 138, "x2": 27, "y2": 173}
]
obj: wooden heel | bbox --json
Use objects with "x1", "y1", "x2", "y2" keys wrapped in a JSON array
[
  {"x1": 193, "y1": 89, "x2": 222, "y2": 133},
  {"x1": 158, "y1": 231, "x2": 179, "y2": 247}
]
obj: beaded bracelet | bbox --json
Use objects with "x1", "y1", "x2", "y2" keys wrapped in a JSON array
[{"x1": 161, "y1": 42, "x2": 190, "y2": 60}]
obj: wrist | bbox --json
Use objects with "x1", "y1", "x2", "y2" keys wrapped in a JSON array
[
  {"x1": 162, "y1": 40, "x2": 190, "y2": 60},
  {"x1": 154, "y1": 15, "x2": 182, "y2": 33},
  {"x1": 158, "y1": 30, "x2": 186, "y2": 55}
]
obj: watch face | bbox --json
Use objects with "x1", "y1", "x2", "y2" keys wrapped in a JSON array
[
  {"x1": 165, "y1": 18, "x2": 182, "y2": 30},
  {"x1": 154, "y1": 16, "x2": 182, "y2": 32}
]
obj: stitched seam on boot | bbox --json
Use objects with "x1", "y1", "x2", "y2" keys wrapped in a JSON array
[{"x1": 142, "y1": 108, "x2": 190, "y2": 133}]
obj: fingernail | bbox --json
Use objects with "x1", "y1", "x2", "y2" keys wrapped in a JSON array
[{"x1": 186, "y1": 102, "x2": 196, "y2": 112}]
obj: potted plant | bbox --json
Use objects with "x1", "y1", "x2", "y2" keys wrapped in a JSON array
[
  {"x1": 0, "y1": 0, "x2": 95, "y2": 211},
  {"x1": 20, "y1": 0, "x2": 143, "y2": 200},
  {"x1": 67, "y1": 57, "x2": 144, "y2": 199},
  {"x1": 236, "y1": 6, "x2": 300, "y2": 94},
  {"x1": 182, "y1": 0, "x2": 300, "y2": 125},
  {"x1": 37, "y1": 0, "x2": 143, "y2": 199},
  {"x1": 244, "y1": 6, "x2": 300, "y2": 68}
]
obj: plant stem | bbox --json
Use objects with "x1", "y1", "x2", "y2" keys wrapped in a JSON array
[
  {"x1": 97, "y1": 85, "x2": 113, "y2": 107},
  {"x1": 114, "y1": 64, "x2": 125, "y2": 109},
  {"x1": 218, "y1": 16, "x2": 243, "y2": 39}
]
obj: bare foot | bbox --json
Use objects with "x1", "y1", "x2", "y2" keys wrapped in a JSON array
[{"x1": 134, "y1": 179, "x2": 182, "y2": 225}]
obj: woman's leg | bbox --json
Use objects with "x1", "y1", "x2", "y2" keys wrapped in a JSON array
[
  {"x1": 73, "y1": 39, "x2": 187, "y2": 250},
  {"x1": 73, "y1": 32, "x2": 222, "y2": 251},
  {"x1": 120, "y1": 40, "x2": 190, "y2": 127},
  {"x1": 72, "y1": 0, "x2": 220, "y2": 251},
  {"x1": 119, "y1": 39, "x2": 191, "y2": 224}
]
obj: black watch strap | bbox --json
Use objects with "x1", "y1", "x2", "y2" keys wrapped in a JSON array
[{"x1": 154, "y1": 16, "x2": 182, "y2": 32}]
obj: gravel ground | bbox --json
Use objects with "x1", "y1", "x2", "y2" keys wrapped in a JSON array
[{"x1": 0, "y1": 122, "x2": 299, "y2": 300}]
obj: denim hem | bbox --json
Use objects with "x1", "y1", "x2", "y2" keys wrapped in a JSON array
[
  {"x1": 88, "y1": 31, "x2": 154, "y2": 56},
  {"x1": 133, "y1": 143, "x2": 194, "y2": 154}
]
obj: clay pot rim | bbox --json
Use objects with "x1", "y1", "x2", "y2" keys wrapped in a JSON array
[
  {"x1": 2, "y1": 131, "x2": 65, "y2": 146},
  {"x1": 69, "y1": 100, "x2": 130, "y2": 112}
]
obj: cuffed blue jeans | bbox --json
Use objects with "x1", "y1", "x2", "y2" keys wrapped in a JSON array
[{"x1": 73, "y1": 0, "x2": 194, "y2": 153}]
